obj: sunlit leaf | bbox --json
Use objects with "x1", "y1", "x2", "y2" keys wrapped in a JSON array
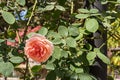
[
  {"x1": 16, "y1": 0, "x2": 25, "y2": 6},
  {"x1": 68, "y1": 27, "x2": 79, "y2": 36},
  {"x1": 45, "y1": 63, "x2": 55, "y2": 70},
  {"x1": 52, "y1": 38, "x2": 62, "y2": 44},
  {"x1": 70, "y1": 73, "x2": 78, "y2": 80},
  {"x1": 78, "y1": 9, "x2": 89, "y2": 13},
  {"x1": 78, "y1": 73, "x2": 93, "y2": 80},
  {"x1": 52, "y1": 46, "x2": 61, "y2": 59},
  {"x1": 0, "y1": 39, "x2": 4, "y2": 43},
  {"x1": 10, "y1": 56, "x2": 24, "y2": 64},
  {"x1": 38, "y1": 27, "x2": 48, "y2": 36},
  {"x1": 47, "y1": 31, "x2": 61, "y2": 39},
  {"x1": 97, "y1": 52, "x2": 110, "y2": 64},
  {"x1": 87, "y1": 52, "x2": 96, "y2": 60},
  {"x1": 75, "y1": 14, "x2": 90, "y2": 19},
  {"x1": 44, "y1": 5, "x2": 54, "y2": 11},
  {"x1": 89, "y1": 9, "x2": 99, "y2": 13},
  {"x1": 66, "y1": 37, "x2": 76, "y2": 47},
  {"x1": 75, "y1": 68, "x2": 83, "y2": 73},
  {"x1": 2, "y1": 11, "x2": 15, "y2": 24},
  {"x1": 58, "y1": 26, "x2": 68, "y2": 37},
  {"x1": 55, "y1": 5, "x2": 65, "y2": 11},
  {"x1": 85, "y1": 18, "x2": 99, "y2": 33},
  {"x1": 0, "y1": 62, "x2": 14, "y2": 77},
  {"x1": 61, "y1": 50, "x2": 68, "y2": 58}
]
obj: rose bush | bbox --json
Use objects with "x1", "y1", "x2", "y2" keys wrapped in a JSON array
[
  {"x1": 24, "y1": 34, "x2": 54, "y2": 63},
  {"x1": 0, "y1": 0, "x2": 117, "y2": 80}
]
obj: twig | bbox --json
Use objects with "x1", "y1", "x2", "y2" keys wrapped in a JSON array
[
  {"x1": 111, "y1": 48, "x2": 120, "y2": 51},
  {"x1": 99, "y1": 43, "x2": 106, "y2": 49},
  {"x1": 16, "y1": 30, "x2": 21, "y2": 44}
]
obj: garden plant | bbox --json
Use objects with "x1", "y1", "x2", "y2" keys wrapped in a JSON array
[{"x1": 0, "y1": 0, "x2": 119, "y2": 80}]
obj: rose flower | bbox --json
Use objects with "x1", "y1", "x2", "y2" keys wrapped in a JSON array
[{"x1": 24, "y1": 34, "x2": 54, "y2": 63}]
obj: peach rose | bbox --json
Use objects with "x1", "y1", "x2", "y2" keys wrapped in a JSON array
[{"x1": 24, "y1": 34, "x2": 54, "y2": 63}]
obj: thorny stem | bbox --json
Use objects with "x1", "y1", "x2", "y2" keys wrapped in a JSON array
[
  {"x1": 22, "y1": 0, "x2": 37, "y2": 41},
  {"x1": 28, "y1": 63, "x2": 34, "y2": 79},
  {"x1": 24, "y1": 56, "x2": 29, "y2": 80},
  {"x1": 23, "y1": 0, "x2": 37, "y2": 79}
]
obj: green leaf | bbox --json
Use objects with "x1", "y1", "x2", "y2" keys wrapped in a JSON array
[
  {"x1": 61, "y1": 50, "x2": 68, "y2": 58},
  {"x1": 94, "y1": 48, "x2": 100, "y2": 53},
  {"x1": 97, "y1": 52, "x2": 110, "y2": 64},
  {"x1": 61, "y1": 39, "x2": 66, "y2": 46},
  {"x1": 75, "y1": 33, "x2": 83, "y2": 40},
  {"x1": 75, "y1": 14, "x2": 90, "y2": 19},
  {"x1": 85, "y1": 18, "x2": 99, "y2": 33},
  {"x1": 16, "y1": 0, "x2": 25, "y2": 6},
  {"x1": 0, "y1": 62, "x2": 14, "y2": 77},
  {"x1": 38, "y1": 27, "x2": 48, "y2": 36},
  {"x1": 72, "y1": 23, "x2": 82, "y2": 27},
  {"x1": 52, "y1": 46, "x2": 61, "y2": 59},
  {"x1": 46, "y1": 2, "x2": 56, "y2": 5},
  {"x1": 10, "y1": 56, "x2": 24, "y2": 64},
  {"x1": 91, "y1": 13, "x2": 101, "y2": 16},
  {"x1": 55, "y1": 5, "x2": 65, "y2": 11},
  {"x1": 0, "y1": 39, "x2": 5, "y2": 43},
  {"x1": 27, "y1": 32, "x2": 36, "y2": 38},
  {"x1": 47, "y1": 31, "x2": 61, "y2": 39},
  {"x1": 78, "y1": 73, "x2": 93, "y2": 80},
  {"x1": 101, "y1": 1, "x2": 108, "y2": 4},
  {"x1": 94, "y1": 48, "x2": 110, "y2": 64},
  {"x1": 68, "y1": 27, "x2": 79, "y2": 36},
  {"x1": 89, "y1": 9, "x2": 99, "y2": 13},
  {"x1": 31, "y1": 65, "x2": 41, "y2": 74},
  {"x1": 75, "y1": 68, "x2": 83, "y2": 73},
  {"x1": 70, "y1": 65, "x2": 75, "y2": 71},
  {"x1": 2, "y1": 11, "x2": 15, "y2": 24},
  {"x1": 78, "y1": 9, "x2": 89, "y2": 13},
  {"x1": 117, "y1": 0, "x2": 120, "y2": 2},
  {"x1": 55, "y1": 69, "x2": 64, "y2": 78},
  {"x1": 87, "y1": 52, "x2": 96, "y2": 60},
  {"x1": 52, "y1": 38, "x2": 62, "y2": 44},
  {"x1": 0, "y1": 57, "x2": 3, "y2": 62},
  {"x1": 46, "y1": 71, "x2": 56, "y2": 80},
  {"x1": 44, "y1": 5, "x2": 54, "y2": 11},
  {"x1": 58, "y1": 26, "x2": 68, "y2": 37},
  {"x1": 66, "y1": 37, "x2": 76, "y2": 47},
  {"x1": 70, "y1": 73, "x2": 78, "y2": 80},
  {"x1": 45, "y1": 63, "x2": 55, "y2": 70},
  {"x1": 85, "y1": 43, "x2": 92, "y2": 50}
]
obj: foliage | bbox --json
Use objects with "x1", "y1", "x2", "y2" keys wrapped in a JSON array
[{"x1": 0, "y1": 0, "x2": 117, "y2": 80}]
